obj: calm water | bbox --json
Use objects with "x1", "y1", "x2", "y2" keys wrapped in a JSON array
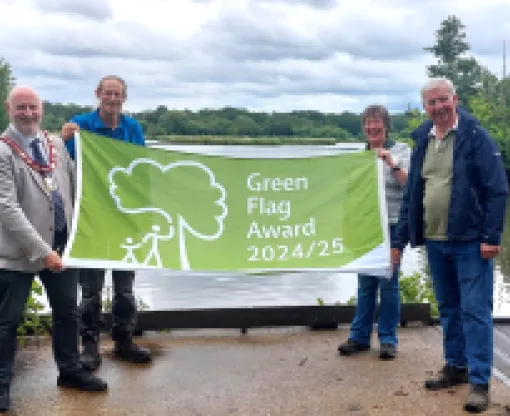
[
  {"x1": 38, "y1": 143, "x2": 510, "y2": 317},
  {"x1": 126, "y1": 204, "x2": 510, "y2": 318},
  {"x1": 116, "y1": 246, "x2": 422, "y2": 309}
]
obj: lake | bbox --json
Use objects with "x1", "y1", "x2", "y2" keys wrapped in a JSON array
[
  {"x1": 41, "y1": 143, "x2": 510, "y2": 318},
  {"x1": 107, "y1": 143, "x2": 510, "y2": 318},
  {"x1": 125, "y1": 204, "x2": 510, "y2": 318}
]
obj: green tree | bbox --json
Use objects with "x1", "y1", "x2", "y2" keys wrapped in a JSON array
[
  {"x1": 268, "y1": 114, "x2": 294, "y2": 136},
  {"x1": 396, "y1": 108, "x2": 427, "y2": 146},
  {"x1": 229, "y1": 114, "x2": 262, "y2": 136},
  {"x1": 40, "y1": 104, "x2": 414, "y2": 141},
  {"x1": 0, "y1": 58, "x2": 15, "y2": 130},
  {"x1": 424, "y1": 15, "x2": 482, "y2": 109},
  {"x1": 469, "y1": 79, "x2": 510, "y2": 169}
]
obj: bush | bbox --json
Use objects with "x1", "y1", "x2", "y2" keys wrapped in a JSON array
[
  {"x1": 17, "y1": 279, "x2": 47, "y2": 345},
  {"x1": 318, "y1": 271, "x2": 439, "y2": 318},
  {"x1": 398, "y1": 271, "x2": 438, "y2": 317},
  {"x1": 102, "y1": 285, "x2": 150, "y2": 312},
  {"x1": 16, "y1": 281, "x2": 151, "y2": 346}
]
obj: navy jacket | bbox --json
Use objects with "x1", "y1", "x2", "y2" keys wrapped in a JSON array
[{"x1": 392, "y1": 108, "x2": 508, "y2": 249}]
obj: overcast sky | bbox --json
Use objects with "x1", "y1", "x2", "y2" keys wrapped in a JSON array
[{"x1": 1, "y1": 0, "x2": 509, "y2": 113}]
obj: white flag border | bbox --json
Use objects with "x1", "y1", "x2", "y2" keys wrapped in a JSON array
[
  {"x1": 62, "y1": 131, "x2": 83, "y2": 264},
  {"x1": 62, "y1": 138, "x2": 391, "y2": 275}
]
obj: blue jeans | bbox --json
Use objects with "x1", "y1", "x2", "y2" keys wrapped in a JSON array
[
  {"x1": 425, "y1": 240, "x2": 493, "y2": 385},
  {"x1": 349, "y1": 225, "x2": 400, "y2": 346}
]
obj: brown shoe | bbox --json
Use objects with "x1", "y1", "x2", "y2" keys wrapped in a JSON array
[
  {"x1": 464, "y1": 383, "x2": 489, "y2": 413},
  {"x1": 424, "y1": 365, "x2": 468, "y2": 390}
]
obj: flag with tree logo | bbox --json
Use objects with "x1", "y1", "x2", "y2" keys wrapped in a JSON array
[{"x1": 63, "y1": 131, "x2": 390, "y2": 276}]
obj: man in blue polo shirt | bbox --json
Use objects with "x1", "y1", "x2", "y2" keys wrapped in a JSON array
[{"x1": 61, "y1": 75, "x2": 151, "y2": 371}]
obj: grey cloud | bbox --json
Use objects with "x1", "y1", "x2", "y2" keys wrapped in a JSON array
[
  {"x1": 9, "y1": 46, "x2": 423, "y2": 113},
  {"x1": 257, "y1": 0, "x2": 338, "y2": 9},
  {"x1": 9, "y1": 31, "x2": 424, "y2": 104},
  {"x1": 122, "y1": 51, "x2": 423, "y2": 104},
  {"x1": 8, "y1": 20, "x2": 185, "y2": 62},
  {"x1": 223, "y1": 75, "x2": 416, "y2": 99},
  {"x1": 5, "y1": 0, "x2": 508, "y2": 115},
  {"x1": 200, "y1": 8, "x2": 333, "y2": 62},
  {"x1": 32, "y1": 0, "x2": 113, "y2": 21},
  {"x1": 17, "y1": 1, "x2": 433, "y2": 67},
  {"x1": 171, "y1": 56, "x2": 417, "y2": 91},
  {"x1": 19, "y1": 67, "x2": 85, "y2": 81},
  {"x1": 198, "y1": 4, "x2": 433, "y2": 63},
  {"x1": 3, "y1": 1, "x2": 428, "y2": 113}
]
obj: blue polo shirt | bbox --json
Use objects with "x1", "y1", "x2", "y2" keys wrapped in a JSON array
[{"x1": 65, "y1": 109, "x2": 145, "y2": 160}]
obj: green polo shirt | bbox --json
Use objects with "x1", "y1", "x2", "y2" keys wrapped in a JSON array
[{"x1": 422, "y1": 127, "x2": 456, "y2": 240}]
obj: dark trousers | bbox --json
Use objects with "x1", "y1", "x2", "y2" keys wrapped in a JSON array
[
  {"x1": 0, "y1": 267, "x2": 81, "y2": 386},
  {"x1": 425, "y1": 240, "x2": 494, "y2": 385},
  {"x1": 79, "y1": 269, "x2": 136, "y2": 345}
]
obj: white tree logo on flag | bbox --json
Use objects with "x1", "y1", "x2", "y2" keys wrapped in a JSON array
[{"x1": 109, "y1": 160, "x2": 228, "y2": 270}]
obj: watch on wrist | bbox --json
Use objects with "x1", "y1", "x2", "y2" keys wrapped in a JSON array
[{"x1": 391, "y1": 165, "x2": 401, "y2": 172}]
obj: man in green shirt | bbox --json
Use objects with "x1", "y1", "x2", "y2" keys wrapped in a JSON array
[{"x1": 391, "y1": 77, "x2": 508, "y2": 413}]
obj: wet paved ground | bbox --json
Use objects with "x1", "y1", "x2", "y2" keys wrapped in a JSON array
[
  {"x1": 494, "y1": 324, "x2": 510, "y2": 385},
  {"x1": 7, "y1": 326, "x2": 510, "y2": 416}
]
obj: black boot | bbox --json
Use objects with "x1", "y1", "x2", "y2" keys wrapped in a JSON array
[
  {"x1": 424, "y1": 365, "x2": 468, "y2": 390},
  {"x1": 114, "y1": 339, "x2": 151, "y2": 364},
  {"x1": 0, "y1": 386, "x2": 10, "y2": 413},
  {"x1": 464, "y1": 383, "x2": 489, "y2": 413},
  {"x1": 57, "y1": 370, "x2": 107, "y2": 392},
  {"x1": 338, "y1": 339, "x2": 370, "y2": 356},
  {"x1": 80, "y1": 341, "x2": 102, "y2": 372},
  {"x1": 379, "y1": 343, "x2": 397, "y2": 360}
]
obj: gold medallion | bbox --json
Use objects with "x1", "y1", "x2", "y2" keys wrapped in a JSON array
[{"x1": 44, "y1": 177, "x2": 53, "y2": 191}]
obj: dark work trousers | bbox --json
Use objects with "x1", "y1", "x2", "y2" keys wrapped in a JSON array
[
  {"x1": 79, "y1": 269, "x2": 136, "y2": 345},
  {"x1": 0, "y1": 228, "x2": 81, "y2": 387}
]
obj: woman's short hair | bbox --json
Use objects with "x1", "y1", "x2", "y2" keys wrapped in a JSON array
[{"x1": 361, "y1": 104, "x2": 390, "y2": 131}]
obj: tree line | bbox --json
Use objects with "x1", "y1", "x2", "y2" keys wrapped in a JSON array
[
  {"x1": 1, "y1": 15, "x2": 510, "y2": 168},
  {"x1": 40, "y1": 101, "x2": 413, "y2": 142}
]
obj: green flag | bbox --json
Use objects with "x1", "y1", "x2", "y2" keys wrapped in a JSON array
[{"x1": 63, "y1": 131, "x2": 390, "y2": 274}]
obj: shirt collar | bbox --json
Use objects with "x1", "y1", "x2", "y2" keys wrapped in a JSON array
[
  {"x1": 429, "y1": 116, "x2": 459, "y2": 139},
  {"x1": 92, "y1": 108, "x2": 125, "y2": 130}
]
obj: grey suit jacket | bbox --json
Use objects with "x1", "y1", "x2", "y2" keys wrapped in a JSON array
[{"x1": 0, "y1": 126, "x2": 76, "y2": 272}]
